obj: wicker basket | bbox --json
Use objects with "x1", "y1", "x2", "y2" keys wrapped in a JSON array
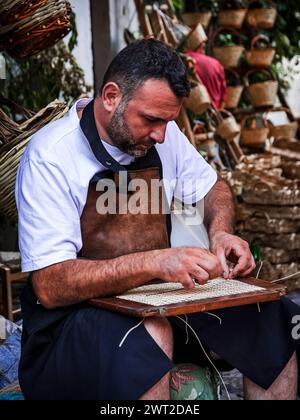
[
  {"x1": 212, "y1": 28, "x2": 244, "y2": 69},
  {"x1": 0, "y1": 101, "x2": 69, "y2": 221},
  {"x1": 268, "y1": 108, "x2": 298, "y2": 140},
  {"x1": 246, "y1": 35, "x2": 275, "y2": 68},
  {"x1": 246, "y1": 1, "x2": 277, "y2": 29},
  {"x1": 184, "y1": 81, "x2": 211, "y2": 115},
  {"x1": 182, "y1": 12, "x2": 212, "y2": 29},
  {"x1": 240, "y1": 114, "x2": 269, "y2": 147},
  {"x1": 245, "y1": 69, "x2": 278, "y2": 108},
  {"x1": 218, "y1": 9, "x2": 247, "y2": 29},
  {"x1": 225, "y1": 70, "x2": 244, "y2": 109},
  {"x1": 216, "y1": 110, "x2": 240, "y2": 141},
  {"x1": 0, "y1": 0, "x2": 72, "y2": 58},
  {"x1": 185, "y1": 23, "x2": 208, "y2": 51}
]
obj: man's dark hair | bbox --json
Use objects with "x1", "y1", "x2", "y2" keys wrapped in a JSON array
[{"x1": 101, "y1": 39, "x2": 190, "y2": 101}]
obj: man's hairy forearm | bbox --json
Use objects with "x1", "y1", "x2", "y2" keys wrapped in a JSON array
[
  {"x1": 204, "y1": 176, "x2": 236, "y2": 239},
  {"x1": 33, "y1": 251, "x2": 160, "y2": 309}
]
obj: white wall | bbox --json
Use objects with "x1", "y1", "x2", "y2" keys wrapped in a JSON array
[
  {"x1": 287, "y1": 77, "x2": 300, "y2": 117},
  {"x1": 110, "y1": 0, "x2": 139, "y2": 56},
  {"x1": 68, "y1": 0, "x2": 94, "y2": 88}
]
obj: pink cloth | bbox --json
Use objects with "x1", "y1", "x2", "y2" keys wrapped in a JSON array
[{"x1": 186, "y1": 50, "x2": 227, "y2": 110}]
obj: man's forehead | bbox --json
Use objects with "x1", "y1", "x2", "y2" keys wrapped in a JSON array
[{"x1": 136, "y1": 78, "x2": 172, "y2": 94}]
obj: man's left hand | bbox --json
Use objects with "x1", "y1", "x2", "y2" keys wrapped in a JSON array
[{"x1": 210, "y1": 231, "x2": 256, "y2": 279}]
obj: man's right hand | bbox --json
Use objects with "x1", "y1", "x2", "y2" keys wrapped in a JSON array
[{"x1": 152, "y1": 247, "x2": 223, "y2": 290}]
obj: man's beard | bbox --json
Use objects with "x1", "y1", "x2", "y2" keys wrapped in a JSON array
[{"x1": 106, "y1": 103, "x2": 154, "y2": 158}]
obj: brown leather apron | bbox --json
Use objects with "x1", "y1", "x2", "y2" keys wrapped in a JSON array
[{"x1": 79, "y1": 99, "x2": 171, "y2": 260}]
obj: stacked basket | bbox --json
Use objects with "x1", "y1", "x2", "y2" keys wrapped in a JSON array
[{"x1": 229, "y1": 154, "x2": 300, "y2": 291}]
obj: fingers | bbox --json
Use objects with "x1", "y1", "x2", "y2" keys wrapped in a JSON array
[
  {"x1": 189, "y1": 266, "x2": 210, "y2": 285},
  {"x1": 215, "y1": 249, "x2": 230, "y2": 279},
  {"x1": 231, "y1": 250, "x2": 256, "y2": 279}
]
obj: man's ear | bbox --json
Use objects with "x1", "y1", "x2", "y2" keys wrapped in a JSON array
[{"x1": 101, "y1": 82, "x2": 122, "y2": 112}]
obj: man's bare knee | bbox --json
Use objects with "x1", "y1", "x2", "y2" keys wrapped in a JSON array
[{"x1": 144, "y1": 317, "x2": 173, "y2": 359}]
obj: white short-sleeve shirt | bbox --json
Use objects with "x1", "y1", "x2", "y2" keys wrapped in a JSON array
[{"x1": 16, "y1": 99, "x2": 217, "y2": 272}]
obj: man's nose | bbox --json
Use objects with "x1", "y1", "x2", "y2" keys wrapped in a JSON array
[{"x1": 150, "y1": 125, "x2": 167, "y2": 144}]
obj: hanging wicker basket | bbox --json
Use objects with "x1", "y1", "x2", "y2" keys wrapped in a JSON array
[
  {"x1": 216, "y1": 110, "x2": 240, "y2": 141},
  {"x1": 225, "y1": 70, "x2": 244, "y2": 109},
  {"x1": 182, "y1": 12, "x2": 212, "y2": 29},
  {"x1": 245, "y1": 69, "x2": 278, "y2": 108},
  {"x1": 0, "y1": 0, "x2": 72, "y2": 59},
  {"x1": 240, "y1": 114, "x2": 269, "y2": 147},
  {"x1": 246, "y1": 35, "x2": 275, "y2": 68},
  {"x1": 246, "y1": 1, "x2": 277, "y2": 29},
  {"x1": 185, "y1": 23, "x2": 208, "y2": 51},
  {"x1": 268, "y1": 108, "x2": 299, "y2": 140},
  {"x1": 184, "y1": 81, "x2": 211, "y2": 116},
  {"x1": 218, "y1": 8, "x2": 247, "y2": 29},
  {"x1": 212, "y1": 28, "x2": 244, "y2": 69}
]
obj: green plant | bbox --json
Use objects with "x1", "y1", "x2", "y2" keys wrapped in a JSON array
[{"x1": 217, "y1": 33, "x2": 239, "y2": 47}]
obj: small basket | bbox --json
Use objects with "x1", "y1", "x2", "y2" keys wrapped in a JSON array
[
  {"x1": 268, "y1": 108, "x2": 298, "y2": 140},
  {"x1": 212, "y1": 28, "x2": 244, "y2": 69},
  {"x1": 245, "y1": 69, "x2": 278, "y2": 108},
  {"x1": 185, "y1": 23, "x2": 208, "y2": 51},
  {"x1": 225, "y1": 70, "x2": 244, "y2": 109},
  {"x1": 182, "y1": 12, "x2": 212, "y2": 29},
  {"x1": 216, "y1": 109, "x2": 240, "y2": 141},
  {"x1": 246, "y1": 35, "x2": 275, "y2": 68},
  {"x1": 184, "y1": 81, "x2": 211, "y2": 116},
  {"x1": 218, "y1": 3, "x2": 247, "y2": 29},
  {"x1": 246, "y1": 1, "x2": 277, "y2": 29},
  {"x1": 240, "y1": 114, "x2": 269, "y2": 147}
]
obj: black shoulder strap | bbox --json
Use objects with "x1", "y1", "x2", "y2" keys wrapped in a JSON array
[{"x1": 80, "y1": 99, "x2": 131, "y2": 177}]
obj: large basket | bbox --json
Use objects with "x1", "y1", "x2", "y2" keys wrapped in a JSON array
[
  {"x1": 0, "y1": 0, "x2": 72, "y2": 58},
  {"x1": 246, "y1": 1, "x2": 277, "y2": 29},
  {"x1": 212, "y1": 28, "x2": 244, "y2": 69},
  {"x1": 225, "y1": 70, "x2": 244, "y2": 109},
  {"x1": 182, "y1": 12, "x2": 212, "y2": 29},
  {"x1": 218, "y1": 9, "x2": 247, "y2": 29},
  {"x1": 184, "y1": 81, "x2": 211, "y2": 116},
  {"x1": 240, "y1": 114, "x2": 269, "y2": 147},
  {"x1": 268, "y1": 108, "x2": 298, "y2": 140},
  {"x1": 0, "y1": 101, "x2": 69, "y2": 221},
  {"x1": 246, "y1": 35, "x2": 275, "y2": 68},
  {"x1": 245, "y1": 69, "x2": 278, "y2": 108}
]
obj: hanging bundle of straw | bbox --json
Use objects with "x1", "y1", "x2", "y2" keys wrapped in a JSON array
[
  {"x1": 0, "y1": 0, "x2": 72, "y2": 58},
  {"x1": 0, "y1": 100, "x2": 69, "y2": 220}
]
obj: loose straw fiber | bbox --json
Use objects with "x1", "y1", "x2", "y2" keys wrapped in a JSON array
[{"x1": 116, "y1": 279, "x2": 265, "y2": 307}]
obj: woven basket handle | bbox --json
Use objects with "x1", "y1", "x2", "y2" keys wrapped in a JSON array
[
  {"x1": 244, "y1": 68, "x2": 276, "y2": 85},
  {"x1": 241, "y1": 113, "x2": 268, "y2": 129},
  {"x1": 225, "y1": 69, "x2": 241, "y2": 84},
  {"x1": 251, "y1": 34, "x2": 271, "y2": 50},
  {"x1": 212, "y1": 27, "x2": 242, "y2": 47},
  {"x1": 252, "y1": 181, "x2": 273, "y2": 192}
]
